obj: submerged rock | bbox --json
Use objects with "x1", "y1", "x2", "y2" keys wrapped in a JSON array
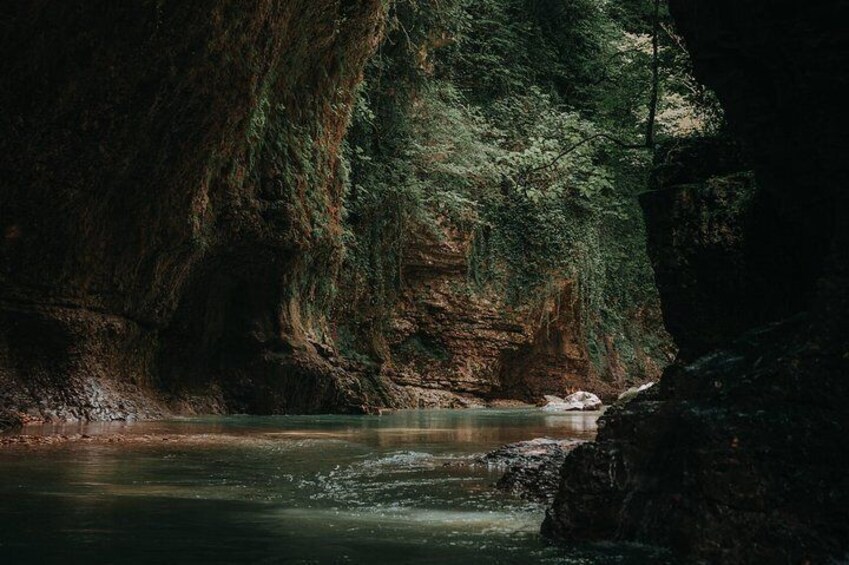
[
  {"x1": 481, "y1": 438, "x2": 584, "y2": 503},
  {"x1": 540, "y1": 392, "x2": 602, "y2": 412}
]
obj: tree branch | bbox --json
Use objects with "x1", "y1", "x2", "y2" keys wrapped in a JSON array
[
  {"x1": 523, "y1": 133, "x2": 648, "y2": 177},
  {"x1": 645, "y1": 0, "x2": 661, "y2": 148},
  {"x1": 518, "y1": 1, "x2": 663, "y2": 187}
]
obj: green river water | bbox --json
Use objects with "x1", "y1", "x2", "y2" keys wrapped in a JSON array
[{"x1": 0, "y1": 409, "x2": 672, "y2": 564}]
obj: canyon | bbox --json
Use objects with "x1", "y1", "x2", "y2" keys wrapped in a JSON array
[
  {"x1": 1, "y1": 1, "x2": 667, "y2": 427},
  {"x1": 1, "y1": 1, "x2": 847, "y2": 562}
]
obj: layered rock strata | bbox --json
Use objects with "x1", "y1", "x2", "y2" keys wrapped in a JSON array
[{"x1": 0, "y1": 1, "x2": 388, "y2": 421}]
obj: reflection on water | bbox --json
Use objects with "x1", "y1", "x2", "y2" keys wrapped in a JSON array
[{"x1": 0, "y1": 409, "x2": 672, "y2": 564}]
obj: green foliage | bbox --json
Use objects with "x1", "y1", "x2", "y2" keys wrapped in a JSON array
[{"x1": 339, "y1": 0, "x2": 699, "y2": 367}]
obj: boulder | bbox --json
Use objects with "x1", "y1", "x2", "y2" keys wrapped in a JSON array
[
  {"x1": 616, "y1": 382, "x2": 656, "y2": 405},
  {"x1": 541, "y1": 392, "x2": 602, "y2": 412},
  {"x1": 481, "y1": 438, "x2": 584, "y2": 503}
]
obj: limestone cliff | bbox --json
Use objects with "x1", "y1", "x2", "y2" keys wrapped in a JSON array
[
  {"x1": 382, "y1": 225, "x2": 654, "y2": 406},
  {"x1": 0, "y1": 1, "x2": 388, "y2": 424},
  {"x1": 331, "y1": 220, "x2": 667, "y2": 409},
  {"x1": 0, "y1": 2, "x2": 663, "y2": 425}
]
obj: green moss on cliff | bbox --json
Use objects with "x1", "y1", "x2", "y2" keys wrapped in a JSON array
[
  {"x1": 336, "y1": 0, "x2": 683, "y2": 380},
  {"x1": 0, "y1": 1, "x2": 390, "y2": 419}
]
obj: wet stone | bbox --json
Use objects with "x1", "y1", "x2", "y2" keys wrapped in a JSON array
[{"x1": 480, "y1": 438, "x2": 584, "y2": 503}]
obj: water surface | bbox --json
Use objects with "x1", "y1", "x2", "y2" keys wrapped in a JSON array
[{"x1": 0, "y1": 409, "x2": 671, "y2": 564}]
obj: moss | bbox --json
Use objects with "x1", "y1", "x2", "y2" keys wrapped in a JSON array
[
  {"x1": 0, "y1": 1, "x2": 391, "y2": 418},
  {"x1": 333, "y1": 0, "x2": 674, "y2": 382}
]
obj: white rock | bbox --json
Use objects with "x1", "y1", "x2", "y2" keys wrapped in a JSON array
[
  {"x1": 616, "y1": 382, "x2": 656, "y2": 404},
  {"x1": 541, "y1": 391, "x2": 602, "y2": 412}
]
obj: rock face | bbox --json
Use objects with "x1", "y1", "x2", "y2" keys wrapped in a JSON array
[
  {"x1": 544, "y1": 1, "x2": 849, "y2": 562},
  {"x1": 481, "y1": 438, "x2": 584, "y2": 503},
  {"x1": 642, "y1": 139, "x2": 759, "y2": 360},
  {"x1": 0, "y1": 3, "x2": 665, "y2": 422},
  {"x1": 545, "y1": 317, "x2": 849, "y2": 562},
  {"x1": 373, "y1": 225, "x2": 665, "y2": 406},
  {"x1": 0, "y1": 1, "x2": 389, "y2": 421},
  {"x1": 383, "y1": 229, "x2": 586, "y2": 404}
]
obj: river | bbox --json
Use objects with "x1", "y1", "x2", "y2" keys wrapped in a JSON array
[{"x1": 0, "y1": 409, "x2": 672, "y2": 564}]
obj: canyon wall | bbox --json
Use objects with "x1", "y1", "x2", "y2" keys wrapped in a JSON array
[
  {"x1": 332, "y1": 0, "x2": 675, "y2": 409},
  {"x1": 0, "y1": 2, "x2": 659, "y2": 426},
  {"x1": 544, "y1": 1, "x2": 849, "y2": 561},
  {"x1": 642, "y1": 138, "x2": 758, "y2": 359},
  {"x1": 0, "y1": 1, "x2": 389, "y2": 424},
  {"x1": 368, "y1": 226, "x2": 662, "y2": 407}
]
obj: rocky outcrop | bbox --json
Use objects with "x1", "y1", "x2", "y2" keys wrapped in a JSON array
[
  {"x1": 371, "y1": 225, "x2": 665, "y2": 406},
  {"x1": 481, "y1": 438, "x2": 584, "y2": 503},
  {"x1": 0, "y1": 1, "x2": 389, "y2": 422},
  {"x1": 544, "y1": 315, "x2": 849, "y2": 562},
  {"x1": 642, "y1": 139, "x2": 759, "y2": 359},
  {"x1": 545, "y1": 1, "x2": 849, "y2": 561}
]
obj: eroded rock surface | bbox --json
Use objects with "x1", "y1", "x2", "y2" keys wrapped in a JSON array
[
  {"x1": 331, "y1": 219, "x2": 668, "y2": 409},
  {"x1": 545, "y1": 1, "x2": 849, "y2": 561},
  {"x1": 373, "y1": 225, "x2": 665, "y2": 406},
  {"x1": 0, "y1": 1, "x2": 389, "y2": 422},
  {"x1": 481, "y1": 438, "x2": 583, "y2": 503}
]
